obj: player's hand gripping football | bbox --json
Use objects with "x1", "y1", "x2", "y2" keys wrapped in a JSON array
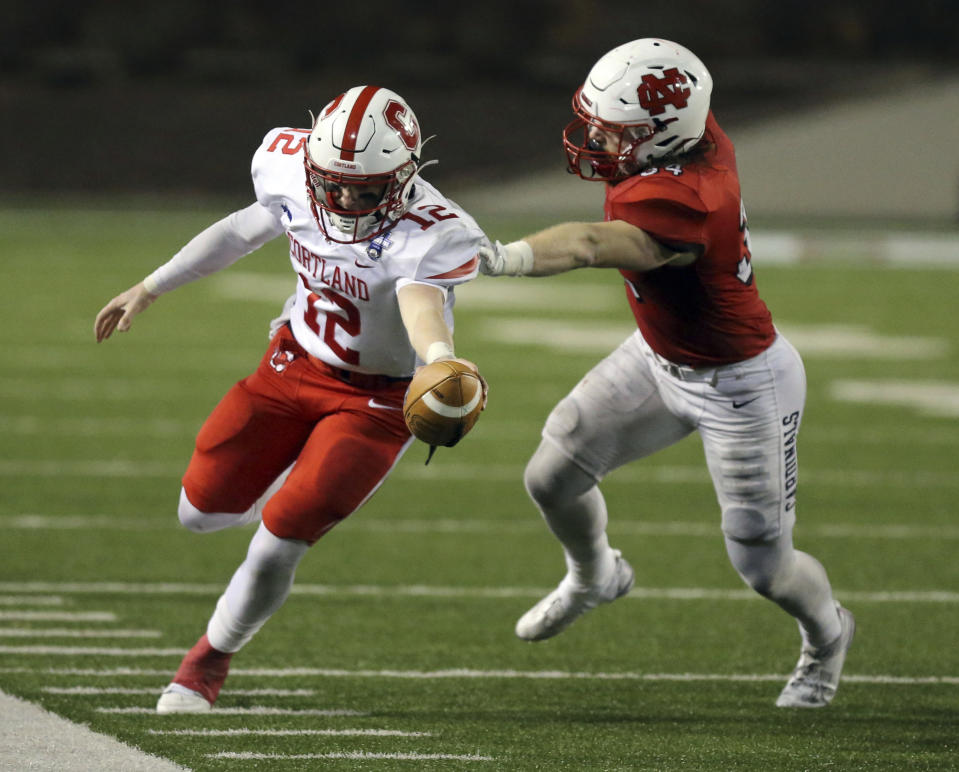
[
  {"x1": 447, "y1": 357, "x2": 488, "y2": 411},
  {"x1": 403, "y1": 358, "x2": 487, "y2": 459},
  {"x1": 94, "y1": 282, "x2": 158, "y2": 342}
]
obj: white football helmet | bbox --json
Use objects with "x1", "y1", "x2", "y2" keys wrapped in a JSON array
[
  {"x1": 305, "y1": 85, "x2": 424, "y2": 243},
  {"x1": 563, "y1": 38, "x2": 713, "y2": 181}
]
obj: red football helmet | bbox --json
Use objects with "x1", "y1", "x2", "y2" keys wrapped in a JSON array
[
  {"x1": 304, "y1": 85, "x2": 423, "y2": 243},
  {"x1": 564, "y1": 38, "x2": 713, "y2": 182}
]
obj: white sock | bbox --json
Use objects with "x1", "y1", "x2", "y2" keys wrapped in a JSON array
[{"x1": 206, "y1": 522, "x2": 309, "y2": 653}]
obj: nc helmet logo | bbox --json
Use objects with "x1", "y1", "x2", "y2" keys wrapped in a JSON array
[{"x1": 637, "y1": 67, "x2": 691, "y2": 115}]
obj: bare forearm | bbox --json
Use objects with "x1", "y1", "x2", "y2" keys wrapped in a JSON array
[
  {"x1": 397, "y1": 283, "x2": 455, "y2": 363},
  {"x1": 524, "y1": 222, "x2": 608, "y2": 275},
  {"x1": 483, "y1": 220, "x2": 682, "y2": 278}
]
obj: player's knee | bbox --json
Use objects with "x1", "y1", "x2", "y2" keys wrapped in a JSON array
[
  {"x1": 724, "y1": 531, "x2": 794, "y2": 599},
  {"x1": 721, "y1": 505, "x2": 779, "y2": 544},
  {"x1": 244, "y1": 523, "x2": 308, "y2": 578},
  {"x1": 177, "y1": 487, "x2": 250, "y2": 533},
  {"x1": 177, "y1": 488, "x2": 210, "y2": 532},
  {"x1": 523, "y1": 442, "x2": 591, "y2": 509}
]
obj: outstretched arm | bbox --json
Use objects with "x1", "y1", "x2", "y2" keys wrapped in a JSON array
[
  {"x1": 481, "y1": 219, "x2": 699, "y2": 277},
  {"x1": 397, "y1": 281, "x2": 486, "y2": 401},
  {"x1": 397, "y1": 282, "x2": 455, "y2": 364},
  {"x1": 93, "y1": 202, "x2": 284, "y2": 342}
]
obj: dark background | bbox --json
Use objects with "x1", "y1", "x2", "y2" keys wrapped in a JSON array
[{"x1": 2, "y1": 0, "x2": 957, "y2": 202}]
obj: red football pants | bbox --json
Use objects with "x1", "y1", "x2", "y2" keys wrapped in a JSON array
[{"x1": 182, "y1": 326, "x2": 413, "y2": 544}]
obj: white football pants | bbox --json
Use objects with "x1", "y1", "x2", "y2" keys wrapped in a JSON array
[{"x1": 525, "y1": 330, "x2": 841, "y2": 648}]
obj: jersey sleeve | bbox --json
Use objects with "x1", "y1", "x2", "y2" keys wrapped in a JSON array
[
  {"x1": 251, "y1": 127, "x2": 311, "y2": 217},
  {"x1": 396, "y1": 222, "x2": 486, "y2": 294},
  {"x1": 143, "y1": 202, "x2": 284, "y2": 295},
  {"x1": 610, "y1": 177, "x2": 710, "y2": 251}
]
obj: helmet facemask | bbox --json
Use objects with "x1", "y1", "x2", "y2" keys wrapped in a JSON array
[
  {"x1": 304, "y1": 156, "x2": 417, "y2": 243},
  {"x1": 564, "y1": 90, "x2": 683, "y2": 182}
]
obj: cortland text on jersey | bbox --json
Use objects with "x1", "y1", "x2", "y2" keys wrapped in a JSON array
[{"x1": 287, "y1": 233, "x2": 370, "y2": 302}]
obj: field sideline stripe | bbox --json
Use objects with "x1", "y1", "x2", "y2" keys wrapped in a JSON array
[
  {"x1": 6, "y1": 514, "x2": 959, "y2": 541},
  {"x1": 4, "y1": 665, "x2": 957, "y2": 686},
  {"x1": 0, "y1": 582, "x2": 957, "y2": 604}
]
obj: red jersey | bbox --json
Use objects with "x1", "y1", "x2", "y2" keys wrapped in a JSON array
[{"x1": 605, "y1": 112, "x2": 775, "y2": 366}]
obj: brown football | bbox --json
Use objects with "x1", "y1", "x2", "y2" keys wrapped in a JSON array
[{"x1": 403, "y1": 360, "x2": 484, "y2": 447}]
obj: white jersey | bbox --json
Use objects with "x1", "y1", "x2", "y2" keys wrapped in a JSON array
[{"x1": 251, "y1": 127, "x2": 486, "y2": 377}]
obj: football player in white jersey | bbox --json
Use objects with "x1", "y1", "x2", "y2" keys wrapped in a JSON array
[{"x1": 94, "y1": 85, "x2": 489, "y2": 714}]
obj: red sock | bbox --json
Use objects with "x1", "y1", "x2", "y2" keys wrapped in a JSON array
[{"x1": 171, "y1": 633, "x2": 234, "y2": 704}]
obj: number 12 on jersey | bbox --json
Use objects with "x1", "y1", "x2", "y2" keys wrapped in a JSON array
[{"x1": 298, "y1": 274, "x2": 361, "y2": 365}]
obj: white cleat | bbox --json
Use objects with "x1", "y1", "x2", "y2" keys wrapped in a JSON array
[
  {"x1": 156, "y1": 683, "x2": 212, "y2": 714},
  {"x1": 516, "y1": 550, "x2": 635, "y2": 641},
  {"x1": 776, "y1": 603, "x2": 856, "y2": 708}
]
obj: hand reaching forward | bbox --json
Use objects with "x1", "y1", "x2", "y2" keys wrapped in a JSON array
[{"x1": 94, "y1": 282, "x2": 158, "y2": 342}]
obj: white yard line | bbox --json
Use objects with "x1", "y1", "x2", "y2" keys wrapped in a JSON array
[
  {"x1": 98, "y1": 706, "x2": 365, "y2": 716},
  {"x1": 3, "y1": 413, "x2": 954, "y2": 445},
  {"x1": 0, "y1": 611, "x2": 116, "y2": 621},
  {"x1": 208, "y1": 751, "x2": 493, "y2": 761},
  {"x1": 0, "y1": 582, "x2": 956, "y2": 603},
  {"x1": 43, "y1": 687, "x2": 315, "y2": 696},
  {"x1": 0, "y1": 646, "x2": 185, "y2": 655},
  {"x1": 4, "y1": 514, "x2": 959, "y2": 540},
  {"x1": 0, "y1": 628, "x2": 161, "y2": 638},
  {"x1": 0, "y1": 596, "x2": 64, "y2": 606},
  {"x1": 2, "y1": 459, "x2": 957, "y2": 488},
  {"x1": 5, "y1": 665, "x2": 957, "y2": 686},
  {"x1": 148, "y1": 728, "x2": 430, "y2": 737}
]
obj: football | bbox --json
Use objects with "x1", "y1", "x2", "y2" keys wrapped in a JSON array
[{"x1": 403, "y1": 360, "x2": 484, "y2": 447}]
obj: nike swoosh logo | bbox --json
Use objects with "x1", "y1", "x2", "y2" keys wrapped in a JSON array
[
  {"x1": 354, "y1": 260, "x2": 375, "y2": 268},
  {"x1": 732, "y1": 397, "x2": 760, "y2": 409},
  {"x1": 368, "y1": 399, "x2": 401, "y2": 410}
]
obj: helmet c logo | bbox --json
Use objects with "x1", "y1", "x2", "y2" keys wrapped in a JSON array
[
  {"x1": 636, "y1": 67, "x2": 691, "y2": 116},
  {"x1": 383, "y1": 100, "x2": 420, "y2": 150}
]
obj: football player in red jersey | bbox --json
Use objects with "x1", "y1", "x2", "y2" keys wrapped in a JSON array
[{"x1": 480, "y1": 39, "x2": 854, "y2": 708}]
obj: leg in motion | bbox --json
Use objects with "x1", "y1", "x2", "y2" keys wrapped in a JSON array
[
  {"x1": 726, "y1": 534, "x2": 855, "y2": 708},
  {"x1": 514, "y1": 439, "x2": 634, "y2": 641},
  {"x1": 157, "y1": 523, "x2": 309, "y2": 713},
  {"x1": 514, "y1": 337, "x2": 691, "y2": 642},
  {"x1": 703, "y1": 334, "x2": 854, "y2": 707}
]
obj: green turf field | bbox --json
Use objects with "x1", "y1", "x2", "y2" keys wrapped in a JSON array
[{"x1": 1, "y1": 207, "x2": 958, "y2": 770}]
